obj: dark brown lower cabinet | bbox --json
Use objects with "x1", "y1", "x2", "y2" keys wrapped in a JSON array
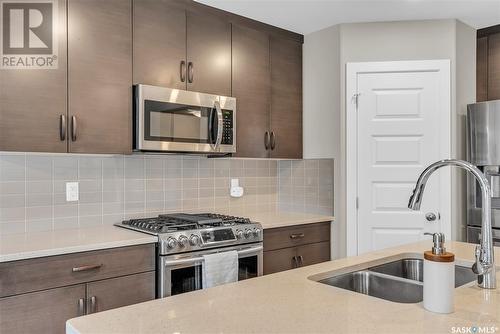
[
  {"x1": 0, "y1": 244, "x2": 156, "y2": 334},
  {"x1": 0, "y1": 284, "x2": 86, "y2": 334},
  {"x1": 263, "y1": 222, "x2": 331, "y2": 275}
]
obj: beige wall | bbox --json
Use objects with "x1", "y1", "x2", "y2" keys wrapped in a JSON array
[{"x1": 303, "y1": 19, "x2": 476, "y2": 257}]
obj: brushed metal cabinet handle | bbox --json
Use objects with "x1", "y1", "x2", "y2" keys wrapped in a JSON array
[
  {"x1": 89, "y1": 296, "x2": 97, "y2": 314},
  {"x1": 71, "y1": 115, "x2": 77, "y2": 141},
  {"x1": 180, "y1": 60, "x2": 186, "y2": 82},
  {"x1": 298, "y1": 255, "x2": 304, "y2": 267},
  {"x1": 72, "y1": 264, "x2": 102, "y2": 272},
  {"x1": 59, "y1": 114, "x2": 66, "y2": 141},
  {"x1": 290, "y1": 233, "x2": 305, "y2": 239},
  {"x1": 264, "y1": 131, "x2": 270, "y2": 150},
  {"x1": 270, "y1": 131, "x2": 276, "y2": 150},
  {"x1": 292, "y1": 256, "x2": 298, "y2": 268},
  {"x1": 187, "y1": 62, "x2": 194, "y2": 83},
  {"x1": 77, "y1": 298, "x2": 85, "y2": 316}
]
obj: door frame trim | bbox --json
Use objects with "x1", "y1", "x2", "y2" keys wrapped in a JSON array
[{"x1": 346, "y1": 59, "x2": 452, "y2": 256}]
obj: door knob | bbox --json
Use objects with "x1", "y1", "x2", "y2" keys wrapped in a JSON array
[{"x1": 425, "y1": 212, "x2": 437, "y2": 222}]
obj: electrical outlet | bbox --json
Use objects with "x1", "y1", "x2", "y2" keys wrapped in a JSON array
[{"x1": 66, "y1": 182, "x2": 79, "y2": 202}]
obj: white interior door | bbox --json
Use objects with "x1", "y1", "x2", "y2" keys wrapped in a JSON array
[{"x1": 346, "y1": 60, "x2": 451, "y2": 255}]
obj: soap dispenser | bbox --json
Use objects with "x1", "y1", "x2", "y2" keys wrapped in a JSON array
[{"x1": 423, "y1": 232, "x2": 455, "y2": 314}]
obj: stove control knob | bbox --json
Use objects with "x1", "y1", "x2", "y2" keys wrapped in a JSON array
[
  {"x1": 253, "y1": 228, "x2": 261, "y2": 238},
  {"x1": 166, "y1": 237, "x2": 178, "y2": 249},
  {"x1": 178, "y1": 235, "x2": 189, "y2": 248},
  {"x1": 235, "y1": 230, "x2": 243, "y2": 239},
  {"x1": 189, "y1": 234, "x2": 201, "y2": 246},
  {"x1": 244, "y1": 229, "x2": 253, "y2": 239}
]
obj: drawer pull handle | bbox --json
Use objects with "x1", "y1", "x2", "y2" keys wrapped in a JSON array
[
  {"x1": 290, "y1": 233, "x2": 305, "y2": 239},
  {"x1": 72, "y1": 264, "x2": 102, "y2": 272}
]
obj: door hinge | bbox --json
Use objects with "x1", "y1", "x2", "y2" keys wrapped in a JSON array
[
  {"x1": 352, "y1": 93, "x2": 361, "y2": 109},
  {"x1": 356, "y1": 197, "x2": 359, "y2": 209}
]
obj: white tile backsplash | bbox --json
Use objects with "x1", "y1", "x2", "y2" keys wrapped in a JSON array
[{"x1": 0, "y1": 153, "x2": 334, "y2": 235}]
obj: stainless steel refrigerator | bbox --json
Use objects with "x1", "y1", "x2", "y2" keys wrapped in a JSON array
[{"x1": 467, "y1": 100, "x2": 500, "y2": 245}]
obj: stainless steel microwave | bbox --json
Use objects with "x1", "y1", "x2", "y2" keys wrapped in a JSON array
[{"x1": 134, "y1": 84, "x2": 236, "y2": 154}]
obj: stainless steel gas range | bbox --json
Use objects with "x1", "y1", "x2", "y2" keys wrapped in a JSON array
[{"x1": 115, "y1": 213, "x2": 263, "y2": 298}]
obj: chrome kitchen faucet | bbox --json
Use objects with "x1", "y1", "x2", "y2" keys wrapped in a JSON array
[{"x1": 408, "y1": 159, "x2": 496, "y2": 289}]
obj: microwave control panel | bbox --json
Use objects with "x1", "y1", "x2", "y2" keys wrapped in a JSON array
[{"x1": 221, "y1": 110, "x2": 233, "y2": 145}]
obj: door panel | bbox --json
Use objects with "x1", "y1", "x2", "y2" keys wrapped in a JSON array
[
  {"x1": 186, "y1": 11, "x2": 231, "y2": 96},
  {"x1": 356, "y1": 66, "x2": 450, "y2": 253},
  {"x1": 133, "y1": 0, "x2": 186, "y2": 88},
  {"x1": 263, "y1": 247, "x2": 297, "y2": 275},
  {"x1": 488, "y1": 33, "x2": 500, "y2": 100},
  {"x1": 0, "y1": 284, "x2": 85, "y2": 334},
  {"x1": 86, "y1": 272, "x2": 155, "y2": 313},
  {"x1": 68, "y1": 0, "x2": 132, "y2": 154},
  {"x1": 232, "y1": 24, "x2": 270, "y2": 158},
  {"x1": 296, "y1": 241, "x2": 330, "y2": 266},
  {"x1": 477, "y1": 36, "x2": 488, "y2": 102},
  {"x1": 0, "y1": 0, "x2": 67, "y2": 153},
  {"x1": 270, "y1": 37, "x2": 302, "y2": 159}
]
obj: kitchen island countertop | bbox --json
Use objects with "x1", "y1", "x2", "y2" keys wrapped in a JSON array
[{"x1": 66, "y1": 240, "x2": 500, "y2": 334}]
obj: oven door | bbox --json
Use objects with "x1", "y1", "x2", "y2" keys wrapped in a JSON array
[
  {"x1": 158, "y1": 243, "x2": 263, "y2": 298},
  {"x1": 134, "y1": 84, "x2": 235, "y2": 153}
]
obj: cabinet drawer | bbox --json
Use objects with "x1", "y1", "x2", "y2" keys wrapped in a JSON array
[
  {"x1": 0, "y1": 244, "x2": 155, "y2": 298},
  {"x1": 263, "y1": 222, "x2": 330, "y2": 251}
]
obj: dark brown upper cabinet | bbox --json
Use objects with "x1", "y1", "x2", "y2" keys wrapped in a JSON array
[
  {"x1": 232, "y1": 24, "x2": 271, "y2": 158},
  {"x1": 133, "y1": 0, "x2": 186, "y2": 89},
  {"x1": 133, "y1": 1, "x2": 231, "y2": 96},
  {"x1": 0, "y1": 0, "x2": 67, "y2": 153},
  {"x1": 269, "y1": 36, "x2": 303, "y2": 159},
  {"x1": 68, "y1": 0, "x2": 132, "y2": 154},
  {"x1": 488, "y1": 33, "x2": 500, "y2": 101},
  {"x1": 186, "y1": 11, "x2": 232, "y2": 96}
]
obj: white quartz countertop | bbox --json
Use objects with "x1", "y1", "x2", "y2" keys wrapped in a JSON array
[
  {"x1": 66, "y1": 241, "x2": 500, "y2": 334},
  {"x1": 0, "y1": 225, "x2": 157, "y2": 262}
]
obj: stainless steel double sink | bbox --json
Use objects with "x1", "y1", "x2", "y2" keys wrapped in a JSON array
[{"x1": 317, "y1": 258, "x2": 477, "y2": 303}]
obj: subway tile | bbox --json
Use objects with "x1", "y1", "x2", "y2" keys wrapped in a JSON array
[
  {"x1": 0, "y1": 221, "x2": 25, "y2": 234},
  {"x1": 182, "y1": 168, "x2": 198, "y2": 179},
  {"x1": 53, "y1": 156, "x2": 78, "y2": 180},
  {"x1": 199, "y1": 158, "x2": 214, "y2": 169},
  {"x1": 165, "y1": 168, "x2": 182, "y2": 178},
  {"x1": 164, "y1": 157, "x2": 182, "y2": 169},
  {"x1": 26, "y1": 156, "x2": 52, "y2": 181},
  {"x1": 1, "y1": 181, "x2": 25, "y2": 195},
  {"x1": 54, "y1": 204, "x2": 78, "y2": 218},
  {"x1": 0, "y1": 195, "x2": 25, "y2": 208},
  {"x1": 182, "y1": 178, "x2": 198, "y2": 189},
  {"x1": 79, "y1": 203, "x2": 102, "y2": 216},
  {"x1": 79, "y1": 179, "x2": 102, "y2": 193},
  {"x1": 26, "y1": 206, "x2": 52, "y2": 220},
  {"x1": 0, "y1": 154, "x2": 25, "y2": 181},
  {"x1": 125, "y1": 190, "x2": 144, "y2": 203},
  {"x1": 0, "y1": 207, "x2": 25, "y2": 221},
  {"x1": 79, "y1": 192, "x2": 102, "y2": 204},
  {"x1": 165, "y1": 178, "x2": 182, "y2": 190},
  {"x1": 103, "y1": 214, "x2": 123, "y2": 225},
  {"x1": 124, "y1": 157, "x2": 144, "y2": 179},
  {"x1": 79, "y1": 216, "x2": 103, "y2": 228},
  {"x1": 103, "y1": 179, "x2": 124, "y2": 192},
  {"x1": 26, "y1": 181, "x2": 50, "y2": 194},
  {"x1": 146, "y1": 179, "x2": 163, "y2": 191},
  {"x1": 26, "y1": 219, "x2": 52, "y2": 232},
  {"x1": 27, "y1": 193, "x2": 53, "y2": 207},
  {"x1": 54, "y1": 217, "x2": 79, "y2": 230},
  {"x1": 199, "y1": 168, "x2": 214, "y2": 178},
  {"x1": 125, "y1": 179, "x2": 144, "y2": 192},
  {"x1": 124, "y1": 202, "x2": 144, "y2": 214},
  {"x1": 182, "y1": 157, "x2": 199, "y2": 169},
  {"x1": 103, "y1": 202, "x2": 124, "y2": 215},
  {"x1": 103, "y1": 191, "x2": 124, "y2": 204},
  {"x1": 146, "y1": 190, "x2": 163, "y2": 202}
]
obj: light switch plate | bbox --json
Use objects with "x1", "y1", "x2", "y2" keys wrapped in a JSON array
[{"x1": 66, "y1": 182, "x2": 79, "y2": 202}]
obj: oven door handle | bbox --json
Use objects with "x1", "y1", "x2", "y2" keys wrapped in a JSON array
[{"x1": 163, "y1": 245, "x2": 263, "y2": 267}]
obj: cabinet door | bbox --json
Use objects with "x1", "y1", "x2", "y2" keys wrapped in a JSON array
[
  {"x1": 263, "y1": 247, "x2": 298, "y2": 275},
  {"x1": 232, "y1": 24, "x2": 271, "y2": 158},
  {"x1": 68, "y1": 0, "x2": 132, "y2": 154},
  {"x1": 86, "y1": 272, "x2": 155, "y2": 313},
  {"x1": 0, "y1": 0, "x2": 67, "y2": 153},
  {"x1": 270, "y1": 37, "x2": 303, "y2": 159},
  {"x1": 488, "y1": 33, "x2": 500, "y2": 101},
  {"x1": 186, "y1": 11, "x2": 231, "y2": 96},
  {"x1": 296, "y1": 242, "x2": 330, "y2": 267},
  {"x1": 477, "y1": 36, "x2": 488, "y2": 102},
  {"x1": 133, "y1": 0, "x2": 186, "y2": 88},
  {"x1": 0, "y1": 284, "x2": 85, "y2": 334}
]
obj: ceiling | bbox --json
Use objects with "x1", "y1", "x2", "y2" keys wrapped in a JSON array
[{"x1": 195, "y1": 0, "x2": 500, "y2": 35}]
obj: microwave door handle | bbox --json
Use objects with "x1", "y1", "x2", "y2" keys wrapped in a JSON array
[
  {"x1": 208, "y1": 106, "x2": 215, "y2": 149},
  {"x1": 214, "y1": 101, "x2": 223, "y2": 149}
]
